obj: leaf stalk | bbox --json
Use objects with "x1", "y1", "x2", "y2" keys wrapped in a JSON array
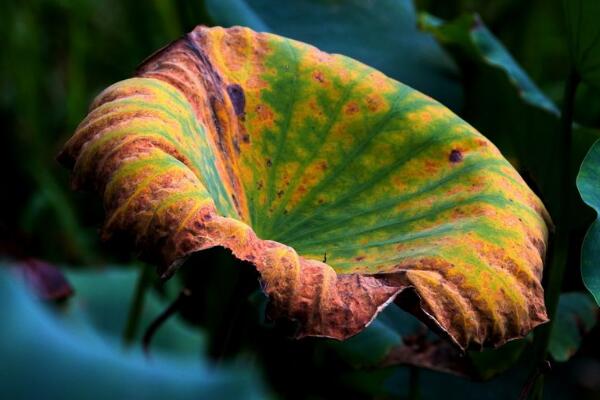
[
  {"x1": 123, "y1": 265, "x2": 153, "y2": 347},
  {"x1": 527, "y1": 68, "x2": 580, "y2": 399}
]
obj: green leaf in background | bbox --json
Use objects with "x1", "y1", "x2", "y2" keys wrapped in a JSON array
[
  {"x1": 326, "y1": 304, "x2": 459, "y2": 371},
  {"x1": 329, "y1": 302, "x2": 527, "y2": 379},
  {"x1": 421, "y1": 13, "x2": 600, "y2": 223},
  {"x1": 326, "y1": 305, "x2": 409, "y2": 368},
  {"x1": 0, "y1": 267, "x2": 268, "y2": 400},
  {"x1": 205, "y1": 0, "x2": 462, "y2": 109},
  {"x1": 549, "y1": 292, "x2": 598, "y2": 361},
  {"x1": 65, "y1": 268, "x2": 204, "y2": 358},
  {"x1": 467, "y1": 338, "x2": 527, "y2": 380},
  {"x1": 563, "y1": 0, "x2": 600, "y2": 90},
  {"x1": 419, "y1": 13, "x2": 557, "y2": 114},
  {"x1": 340, "y1": 357, "x2": 576, "y2": 400},
  {"x1": 577, "y1": 141, "x2": 600, "y2": 305}
]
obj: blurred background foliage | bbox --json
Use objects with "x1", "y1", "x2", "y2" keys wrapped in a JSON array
[{"x1": 1, "y1": 0, "x2": 600, "y2": 399}]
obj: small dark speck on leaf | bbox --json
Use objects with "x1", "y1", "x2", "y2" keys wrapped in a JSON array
[
  {"x1": 449, "y1": 149, "x2": 463, "y2": 163},
  {"x1": 266, "y1": 159, "x2": 272, "y2": 167}
]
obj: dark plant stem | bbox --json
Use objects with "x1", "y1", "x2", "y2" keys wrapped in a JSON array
[
  {"x1": 527, "y1": 69, "x2": 580, "y2": 399},
  {"x1": 143, "y1": 288, "x2": 192, "y2": 355},
  {"x1": 519, "y1": 360, "x2": 551, "y2": 400},
  {"x1": 408, "y1": 366, "x2": 420, "y2": 400},
  {"x1": 122, "y1": 265, "x2": 153, "y2": 347}
]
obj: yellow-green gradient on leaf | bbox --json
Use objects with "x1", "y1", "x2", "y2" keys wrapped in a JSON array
[{"x1": 59, "y1": 26, "x2": 550, "y2": 350}]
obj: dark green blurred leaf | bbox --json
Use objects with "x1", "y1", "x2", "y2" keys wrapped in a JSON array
[
  {"x1": 563, "y1": 0, "x2": 600, "y2": 90},
  {"x1": 65, "y1": 267, "x2": 205, "y2": 358},
  {"x1": 577, "y1": 141, "x2": 600, "y2": 305},
  {"x1": 549, "y1": 292, "x2": 598, "y2": 361},
  {"x1": 575, "y1": 82, "x2": 600, "y2": 127},
  {"x1": 341, "y1": 358, "x2": 576, "y2": 400},
  {"x1": 0, "y1": 267, "x2": 268, "y2": 400},
  {"x1": 421, "y1": 12, "x2": 600, "y2": 223},
  {"x1": 468, "y1": 339, "x2": 527, "y2": 380},
  {"x1": 419, "y1": 13, "x2": 557, "y2": 113},
  {"x1": 328, "y1": 302, "x2": 524, "y2": 379},
  {"x1": 205, "y1": 0, "x2": 463, "y2": 109},
  {"x1": 326, "y1": 304, "x2": 423, "y2": 368}
]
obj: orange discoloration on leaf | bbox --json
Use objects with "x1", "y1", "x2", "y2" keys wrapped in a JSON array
[{"x1": 59, "y1": 26, "x2": 550, "y2": 350}]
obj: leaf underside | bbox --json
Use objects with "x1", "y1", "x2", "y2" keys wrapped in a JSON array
[{"x1": 59, "y1": 26, "x2": 550, "y2": 350}]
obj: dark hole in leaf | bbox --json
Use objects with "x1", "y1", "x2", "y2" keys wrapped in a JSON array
[
  {"x1": 449, "y1": 149, "x2": 463, "y2": 163},
  {"x1": 226, "y1": 84, "x2": 246, "y2": 117}
]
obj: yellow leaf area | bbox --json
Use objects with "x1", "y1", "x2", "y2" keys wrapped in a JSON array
[{"x1": 59, "y1": 26, "x2": 550, "y2": 349}]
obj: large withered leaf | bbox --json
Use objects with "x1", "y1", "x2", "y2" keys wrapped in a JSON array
[{"x1": 59, "y1": 26, "x2": 550, "y2": 350}]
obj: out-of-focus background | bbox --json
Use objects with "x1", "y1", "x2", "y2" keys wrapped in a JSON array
[{"x1": 1, "y1": 1, "x2": 599, "y2": 399}]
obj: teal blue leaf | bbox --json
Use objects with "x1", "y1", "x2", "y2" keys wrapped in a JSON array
[
  {"x1": 205, "y1": 0, "x2": 462, "y2": 109},
  {"x1": 0, "y1": 267, "x2": 268, "y2": 400},
  {"x1": 65, "y1": 268, "x2": 204, "y2": 358},
  {"x1": 326, "y1": 304, "x2": 424, "y2": 368},
  {"x1": 549, "y1": 292, "x2": 598, "y2": 361},
  {"x1": 578, "y1": 141, "x2": 600, "y2": 305}
]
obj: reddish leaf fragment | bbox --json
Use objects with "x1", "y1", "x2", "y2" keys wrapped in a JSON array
[{"x1": 19, "y1": 259, "x2": 74, "y2": 301}]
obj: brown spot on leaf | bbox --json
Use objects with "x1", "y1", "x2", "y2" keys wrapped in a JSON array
[
  {"x1": 313, "y1": 70, "x2": 325, "y2": 83},
  {"x1": 345, "y1": 102, "x2": 359, "y2": 115},
  {"x1": 425, "y1": 160, "x2": 438, "y2": 173},
  {"x1": 366, "y1": 95, "x2": 382, "y2": 112}
]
